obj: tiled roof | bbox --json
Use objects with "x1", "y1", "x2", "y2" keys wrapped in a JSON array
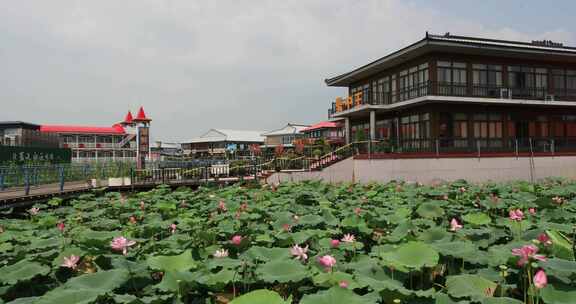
[
  {"x1": 302, "y1": 121, "x2": 341, "y2": 132},
  {"x1": 186, "y1": 129, "x2": 265, "y2": 143},
  {"x1": 261, "y1": 123, "x2": 310, "y2": 136},
  {"x1": 40, "y1": 124, "x2": 126, "y2": 135}
]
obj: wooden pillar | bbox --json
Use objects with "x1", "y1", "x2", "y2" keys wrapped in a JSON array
[
  {"x1": 344, "y1": 117, "x2": 351, "y2": 144},
  {"x1": 370, "y1": 111, "x2": 376, "y2": 140}
]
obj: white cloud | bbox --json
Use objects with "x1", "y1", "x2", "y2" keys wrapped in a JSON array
[{"x1": 0, "y1": 0, "x2": 573, "y2": 140}]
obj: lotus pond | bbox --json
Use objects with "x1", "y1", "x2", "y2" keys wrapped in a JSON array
[{"x1": 1, "y1": 180, "x2": 576, "y2": 304}]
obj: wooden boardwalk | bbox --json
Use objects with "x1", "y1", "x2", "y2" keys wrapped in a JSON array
[{"x1": 0, "y1": 176, "x2": 260, "y2": 210}]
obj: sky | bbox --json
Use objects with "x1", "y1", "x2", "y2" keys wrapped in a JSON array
[{"x1": 1, "y1": 0, "x2": 575, "y2": 142}]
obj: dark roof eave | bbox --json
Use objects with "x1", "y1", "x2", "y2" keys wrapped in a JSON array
[{"x1": 325, "y1": 34, "x2": 576, "y2": 87}]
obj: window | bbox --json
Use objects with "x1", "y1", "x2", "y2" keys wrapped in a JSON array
[
  {"x1": 372, "y1": 77, "x2": 390, "y2": 105},
  {"x1": 375, "y1": 119, "x2": 394, "y2": 140},
  {"x1": 472, "y1": 113, "x2": 503, "y2": 148},
  {"x1": 400, "y1": 113, "x2": 430, "y2": 150},
  {"x1": 391, "y1": 74, "x2": 398, "y2": 103},
  {"x1": 553, "y1": 69, "x2": 576, "y2": 98},
  {"x1": 472, "y1": 64, "x2": 502, "y2": 97},
  {"x1": 437, "y1": 61, "x2": 467, "y2": 96},
  {"x1": 508, "y1": 66, "x2": 548, "y2": 98},
  {"x1": 399, "y1": 63, "x2": 429, "y2": 101}
]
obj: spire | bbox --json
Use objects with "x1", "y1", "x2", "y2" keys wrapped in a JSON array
[
  {"x1": 134, "y1": 106, "x2": 151, "y2": 122},
  {"x1": 123, "y1": 111, "x2": 134, "y2": 125}
]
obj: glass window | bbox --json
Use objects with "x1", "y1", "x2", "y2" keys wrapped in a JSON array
[
  {"x1": 508, "y1": 66, "x2": 548, "y2": 98},
  {"x1": 472, "y1": 64, "x2": 503, "y2": 97},
  {"x1": 553, "y1": 69, "x2": 576, "y2": 98},
  {"x1": 437, "y1": 61, "x2": 467, "y2": 96}
]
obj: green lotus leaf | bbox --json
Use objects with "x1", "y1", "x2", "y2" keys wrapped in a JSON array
[
  {"x1": 541, "y1": 285, "x2": 576, "y2": 304},
  {"x1": 256, "y1": 259, "x2": 308, "y2": 283},
  {"x1": 462, "y1": 213, "x2": 491, "y2": 226},
  {"x1": 243, "y1": 246, "x2": 291, "y2": 262},
  {"x1": 35, "y1": 289, "x2": 102, "y2": 304},
  {"x1": 298, "y1": 214, "x2": 324, "y2": 226},
  {"x1": 155, "y1": 271, "x2": 200, "y2": 292},
  {"x1": 229, "y1": 289, "x2": 291, "y2": 304},
  {"x1": 546, "y1": 230, "x2": 575, "y2": 260},
  {"x1": 381, "y1": 241, "x2": 439, "y2": 272},
  {"x1": 416, "y1": 203, "x2": 445, "y2": 218},
  {"x1": 36, "y1": 269, "x2": 129, "y2": 304},
  {"x1": 419, "y1": 227, "x2": 452, "y2": 243},
  {"x1": 0, "y1": 260, "x2": 50, "y2": 285},
  {"x1": 481, "y1": 297, "x2": 523, "y2": 304},
  {"x1": 146, "y1": 250, "x2": 197, "y2": 272},
  {"x1": 435, "y1": 293, "x2": 470, "y2": 303},
  {"x1": 432, "y1": 241, "x2": 478, "y2": 261},
  {"x1": 300, "y1": 286, "x2": 377, "y2": 304},
  {"x1": 5, "y1": 297, "x2": 39, "y2": 304},
  {"x1": 541, "y1": 258, "x2": 576, "y2": 283},
  {"x1": 445, "y1": 274, "x2": 497, "y2": 301},
  {"x1": 28, "y1": 237, "x2": 60, "y2": 251},
  {"x1": 312, "y1": 271, "x2": 359, "y2": 289}
]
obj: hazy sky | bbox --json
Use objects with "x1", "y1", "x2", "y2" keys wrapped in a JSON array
[{"x1": 1, "y1": 0, "x2": 575, "y2": 141}]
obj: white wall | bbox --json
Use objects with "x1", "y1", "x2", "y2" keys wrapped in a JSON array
[{"x1": 266, "y1": 156, "x2": 576, "y2": 184}]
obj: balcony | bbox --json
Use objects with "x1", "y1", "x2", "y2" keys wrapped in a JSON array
[{"x1": 328, "y1": 81, "x2": 574, "y2": 118}]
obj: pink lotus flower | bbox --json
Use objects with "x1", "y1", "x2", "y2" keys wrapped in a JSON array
[
  {"x1": 442, "y1": 195, "x2": 449, "y2": 200},
  {"x1": 339, "y1": 280, "x2": 349, "y2": 288},
  {"x1": 218, "y1": 201, "x2": 227, "y2": 212},
  {"x1": 282, "y1": 224, "x2": 291, "y2": 232},
  {"x1": 331, "y1": 239, "x2": 340, "y2": 248},
  {"x1": 111, "y1": 236, "x2": 136, "y2": 255},
  {"x1": 534, "y1": 269, "x2": 548, "y2": 289},
  {"x1": 240, "y1": 202, "x2": 248, "y2": 212},
  {"x1": 509, "y1": 209, "x2": 524, "y2": 221},
  {"x1": 450, "y1": 218, "x2": 463, "y2": 232},
  {"x1": 28, "y1": 207, "x2": 40, "y2": 216},
  {"x1": 129, "y1": 216, "x2": 137, "y2": 224},
  {"x1": 318, "y1": 255, "x2": 337, "y2": 271},
  {"x1": 169, "y1": 223, "x2": 177, "y2": 234},
  {"x1": 139, "y1": 201, "x2": 145, "y2": 211},
  {"x1": 537, "y1": 233, "x2": 552, "y2": 246},
  {"x1": 214, "y1": 248, "x2": 229, "y2": 258},
  {"x1": 529, "y1": 208, "x2": 536, "y2": 215},
  {"x1": 341, "y1": 233, "x2": 355, "y2": 243},
  {"x1": 57, "y1": 222, "x2": 65, "y2": 233},
  {"x1": 290, "y1": 244, "x2": 309, "y2": 261},
  {"x1": 511, "y1": 244, "x2": 547, "y2": 266},
  {"x1": 61, "y1": 255, "x2": 80, "y2": 270},
  {"x1": 354, "y1": 208, "x2": 362, "y2": 216},
  {"x1": 459, "y1": 187, "x2": 466, "y2": 193},
  {"x1": 231, "y1": 235, "x2": 243, "y2": 246}
]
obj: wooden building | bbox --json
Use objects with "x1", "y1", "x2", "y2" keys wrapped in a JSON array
[{"x1": 326, "y1": 33, "x2": 576, "y2": 154}]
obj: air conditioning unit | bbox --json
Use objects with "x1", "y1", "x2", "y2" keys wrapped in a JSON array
[
  {"x1": 500, "y1": 88, "x2": 512, "y2": 99},
  {"x1": 545, "y1": 94, "x2": 555, "y2": 102}
]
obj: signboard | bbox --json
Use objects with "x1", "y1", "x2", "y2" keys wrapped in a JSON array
[
  {"x1": 137, "y1": 126, "x2": 150, "y2": 169},
  {"x1": 0, "y1": 146, "x2": 72, "y2": 164}
]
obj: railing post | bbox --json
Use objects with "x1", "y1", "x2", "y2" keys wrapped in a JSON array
[
  {"x1": 476, "y1": 140, "x2": 481, "y2": 159},
  {"x1": 515, "y1": 139, "x2": 519, "y2": 159},
  {"x1": 24, "y1": 168, "x2": 30, "y2": 196},
  {"x1": 0, "y1": 169, "x2": 4, "y2": 192},
  {"x1": 435, "y1": 139, "x2": 439, "y2": 157},
  {"x1": 551, "y1": 139, "x2": 555, "y2": 155},
  {"x1": 59, "y1": 165, "x2": 65, "y2": 192}
]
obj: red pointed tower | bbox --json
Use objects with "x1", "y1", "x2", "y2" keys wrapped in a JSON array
[
  {"x1": 133, "y1": 106, "x2": 151, "y2": 123},
  {"x1": 133, "y1": 106, "x2": 151, "y2": 169},
  {"x1": 121, "y1": 111, "x2": 135, "y2": 126}
]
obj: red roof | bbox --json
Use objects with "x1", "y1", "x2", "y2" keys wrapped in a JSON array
[
  {"x1": 134, "y1": 106, "x2": 151, "y2": 121},
  {"x1": 302, "y1": 121, "x2": 341, "y2": 132},
  {"x1": 123, "y1": 111, "x2": 134, "y2": 124},
  {"x1": 40, "y1": 124, "x2": 126, "y2": 135}
]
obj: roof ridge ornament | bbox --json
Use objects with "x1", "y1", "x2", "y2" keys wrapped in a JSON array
[{"x1": 531, "y1": 39, "x2": 564, "y2": 47}]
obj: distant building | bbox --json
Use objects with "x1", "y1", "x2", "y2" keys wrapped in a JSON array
[
  {"x1": 182, "y1": 129, "x2": 264, "y2": 157},
  {"x1": 300, "y1": 121, "x2": 345, "y2": 145},
  {"x1": 261, "y1": 123, "x2": 309, "y2": 148},
  {"x1": 38, "y1": 107, "x2": 151, "y2": 163},
  {"x1": 0, "y1": 121, "x2": 60, "y2": 148},
  {"x1": 150, "y1": 141, "x2": 182, "y2": 161}
]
